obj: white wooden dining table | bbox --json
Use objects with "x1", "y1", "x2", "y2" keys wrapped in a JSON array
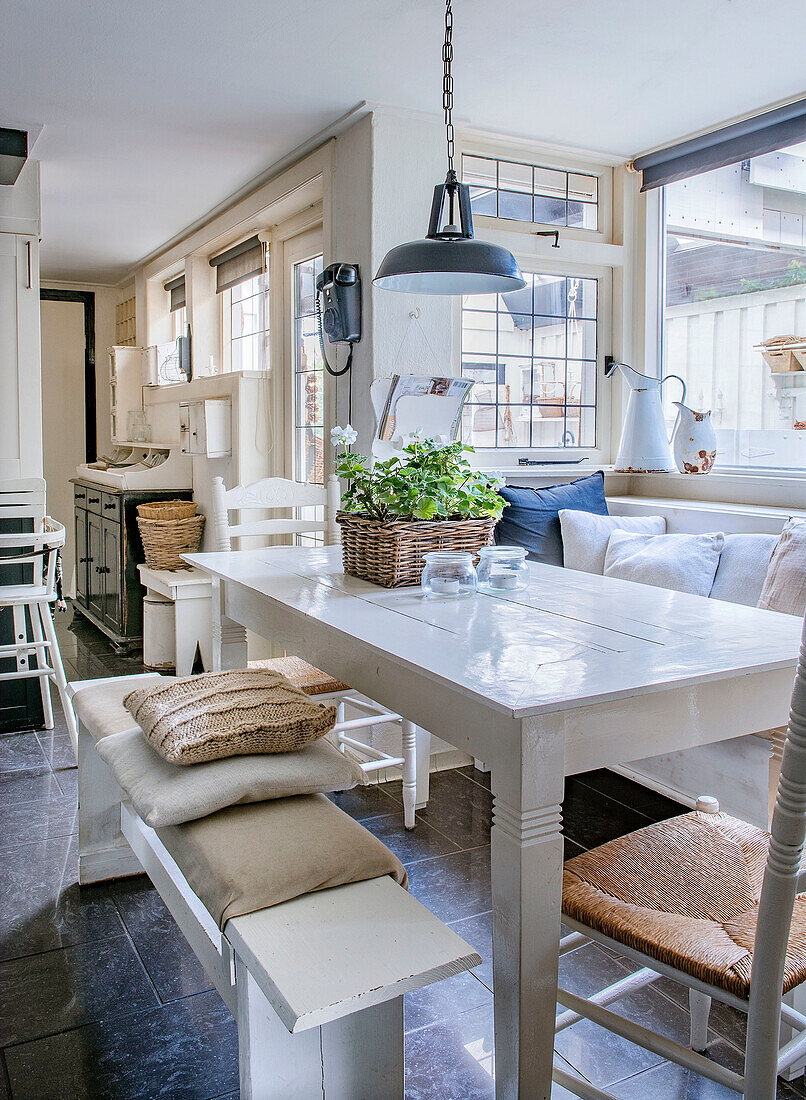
[{"x1": 185, "y1": 544, "x2": 802, "y2": 1100}]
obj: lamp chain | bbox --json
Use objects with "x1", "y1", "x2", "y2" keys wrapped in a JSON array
[{"x1": 442, "y1": 0, "x2": 454, "y2": 174}]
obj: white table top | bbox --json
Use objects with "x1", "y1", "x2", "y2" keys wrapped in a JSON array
[{"x1": 185, "y1": 546, "x2": 802, "y2": 720}]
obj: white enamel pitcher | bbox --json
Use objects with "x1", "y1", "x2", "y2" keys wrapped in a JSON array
[{"x1": 606, "y1": 359, "x2": 686, "y2": 472}]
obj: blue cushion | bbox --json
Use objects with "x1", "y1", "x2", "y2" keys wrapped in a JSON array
[{"x1": 496, "y1": 473, "x2": 608, "y2": 566}]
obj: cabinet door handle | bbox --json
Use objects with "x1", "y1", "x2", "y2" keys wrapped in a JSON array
[
  {"x1": 79, "y1": 557, "x2": 88, "y2": 563},
  {"x1": 88, "y1": 496, "x2": 100, "y2": 504},
  {"x1": 104, "y1": 502, "x2": 116, "y2": 510},
  {"x1": 95, "y1": 565, "x2": 101, "y2": 573}
]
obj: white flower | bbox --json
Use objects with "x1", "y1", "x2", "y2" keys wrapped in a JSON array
[
  {"x1": 434, "y1": 434, "x2": 451, "y2": 449},
  {"x1": 487, "y1": 470, "x2": 506, "y2": 489},
  {"x1": 331, "y1": 424, "x2": 358, "y2": 449}
]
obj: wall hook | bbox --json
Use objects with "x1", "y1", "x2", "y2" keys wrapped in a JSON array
[{"x1": 409, "y1": 307, "x2": 421, "y2": 319}]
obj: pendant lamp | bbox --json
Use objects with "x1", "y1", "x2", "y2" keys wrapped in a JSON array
[{"x1": 374, "y1": 1, "x2": 525, "y2": 296}]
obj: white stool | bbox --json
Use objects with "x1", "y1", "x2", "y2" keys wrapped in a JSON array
[{"x1": 138, "y1": 565, "x2": 212, "y2": 676}]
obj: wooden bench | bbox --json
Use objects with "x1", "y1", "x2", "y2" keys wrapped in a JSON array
[{"x1": 70, "y1": 675, "x2": 481, "y2": 1099}]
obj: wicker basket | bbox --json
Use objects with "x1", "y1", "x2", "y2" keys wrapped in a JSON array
[
  {"x1": 337, "y1": 511, "x2": 496, "y2": 588},
  {"x1": 138, "y1": 514, "x2": 206, "y2": 570},
  {"x1": 137, "y1": 500, "x2": 198, "y2": 521}
]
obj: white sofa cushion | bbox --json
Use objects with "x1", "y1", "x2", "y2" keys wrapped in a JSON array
[
  {"x1": 709, "y1": 533, "x2": 778, "y2": 606},
  {"x1": 604, "y1": 530, "x2": 724, "y2": 596},
  {"x1": 758, "y1": 518, "x2": 806, "y2": 616},
  {"x1": 560, "y1": 510, "x2": 666, "y2": 574}
]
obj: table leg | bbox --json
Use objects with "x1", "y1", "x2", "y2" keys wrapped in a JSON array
[
  {"x1": 210, "y1": 577, "x2": 248, "y2": 671},
  {"x1": 491, "y1": 716, "x2": 564, "y2": 1100}
]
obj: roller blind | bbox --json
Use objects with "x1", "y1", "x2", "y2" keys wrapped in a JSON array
[
  {"x1": 209, "y1": 235, "x2": 265, "y2": 294},
  {"x1": 163, "y1": 275, "x2": 185, "y2": 312},
  {"x1": 633, "y1": 97, "x2": 806, "y2": 191}
]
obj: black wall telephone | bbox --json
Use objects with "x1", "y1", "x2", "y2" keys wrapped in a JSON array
[{"x1": 315, "y1": 263, "x2": 361, "y2": 377}]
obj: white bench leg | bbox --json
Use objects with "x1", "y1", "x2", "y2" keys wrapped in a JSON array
[
  {"x1": 236, "y1": 957, "x2": 404, "y2": 1099},
  {"x1": 77, "y1": 724, "x2": 142, "y2": 884}
]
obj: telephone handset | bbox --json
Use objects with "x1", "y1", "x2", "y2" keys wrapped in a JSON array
[{"x1": 315, "y1": 263, "x2": 361, "y2": 377}]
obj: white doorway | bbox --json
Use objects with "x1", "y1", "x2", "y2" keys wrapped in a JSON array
[{"x1": 40, "y1": 296, "x2": 91, "y2": 597}]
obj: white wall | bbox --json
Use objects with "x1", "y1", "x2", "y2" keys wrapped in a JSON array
[{"x1": 331, "y1": 110, "x2": 454, "y2": 449}]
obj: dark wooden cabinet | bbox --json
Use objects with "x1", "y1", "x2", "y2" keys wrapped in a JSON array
[{"x1": 72, "y1": 481, "x2": 193, "y2": 650}]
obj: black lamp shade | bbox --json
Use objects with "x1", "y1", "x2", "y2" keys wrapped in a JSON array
[
  {"x1": 374, "y1": 175, "x2": 526, "y2": 295},
  {"x1": 374, "y1": 237, "x2": 526, "y2": 294}
]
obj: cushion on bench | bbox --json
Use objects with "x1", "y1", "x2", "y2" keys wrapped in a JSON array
[
  {"x1": 559, "y1": 510, "x2": 666, "y2": 574},
  {"x1": 496, "y1": 472, "x2": 608, "y2": 566},
  {"x1": 72, "y1": 674, "x2": 165, "y2": 742},
  {"x1": 604, "y1": 530, "x2": 724, "y2": 596},
  {"x1": 759, "y1": 519, "x2": 806, "y2": 617},
  {"x1": 709, "y1": 533, "x2": 777, "y2": 606},
  {"x1": 156, "y1": 794, "x2": 407, "y2": 928},
  {"x1": 97, "y1": 727, "x2": 366, "y2": 827},
  {"x1": 123, "y1": 669, "x2": 337, "y2": 764}
]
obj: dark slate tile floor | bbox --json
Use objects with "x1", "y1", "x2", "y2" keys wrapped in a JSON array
[{"x1": 1, "y1": 604, "x2": 804, "y2": 1098}]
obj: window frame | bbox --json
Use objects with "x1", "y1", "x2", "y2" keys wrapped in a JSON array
[
  {"x1": 220, "y1": 267, "x2": 270, "y2": 374},
  {"x1": 655, "y1": 161, "x2": 806, "y2": 478},
  {"x1": 455, "y1": 135, "x2": 618, "y2": 468}
]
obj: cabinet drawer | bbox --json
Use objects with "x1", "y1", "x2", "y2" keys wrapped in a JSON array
[
  {"x1": 100, "y1": 492, "x2": 120, "y2": 522},
  {"x1": 86, "y1": 488, "x2": 103, "y2": 514},
  {"x1": 74, "y1": 485, "x2": 89, "y2": 507}
]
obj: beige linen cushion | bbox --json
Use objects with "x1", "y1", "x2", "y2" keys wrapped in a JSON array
[
  {"x1": 123, "y1": 668, "x2": 337, "y2": 764},
  {"x1": 72, "y1": 673, "x2": 165, "y2": 742},
  {"x1": 758, "y1": 518, "x2": 806, "y2": 617},
  {"x1": 96, "y1": 726, "x2": 365, "y2": 827},
  {"x1": 156, "y1": 794, "x2": 408, "y2": 928},
  {"x1": 604, "y1": 530, "x2": 724, "y2": 596}
]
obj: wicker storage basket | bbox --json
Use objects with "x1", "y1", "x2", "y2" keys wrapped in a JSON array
[
  {"x1": 756, "y1": 335, "x2": 806, "y2": 373},
  {"x1": 137, "y1": 500, "x2": 198, "y2": 521},
  {"x1": 337, "y1": 511, "x2": 496, "y2": 588},
  {"x1": 138, "y1": 514, "x2": 206, "y2": 570}
]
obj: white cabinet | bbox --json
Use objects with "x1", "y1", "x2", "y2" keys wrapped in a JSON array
[
  {"x1": 0, "y1": 232, "x2": 42, "y2": 479},
  {"x1": 179, "y1": 399, "x2": 232, "y2": 457}
]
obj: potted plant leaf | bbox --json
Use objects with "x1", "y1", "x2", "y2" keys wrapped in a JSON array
[{"x1": 331, "y1": 426, "x2": 506, "y2": 588}]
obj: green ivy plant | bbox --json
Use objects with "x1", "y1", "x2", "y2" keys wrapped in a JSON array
[{"x1": 332, "y1": 429, "x2": 507, "y2": 523}]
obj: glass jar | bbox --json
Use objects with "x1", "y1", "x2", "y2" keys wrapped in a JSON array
[
  {"x1": 421, "y1": 551, "x2": 477, "y2": 598},
  {"x1": 476, "y1": 546, "x2": 529, "y2": 593}
]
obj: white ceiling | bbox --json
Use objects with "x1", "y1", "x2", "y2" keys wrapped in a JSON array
[{"x1": 2, "y1": 0, "x2": 804, "y2": 284}]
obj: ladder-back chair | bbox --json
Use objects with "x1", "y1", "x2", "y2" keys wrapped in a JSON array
[
  {"x1": 210, "y1": 474, "x2": 427, "y2": 828},
  {"x1": 0, "y1": 478, "x2": 77, "y2": 745},
  {"x1": 552, "y1": 613, "x2": 806, "y2": 1100}
]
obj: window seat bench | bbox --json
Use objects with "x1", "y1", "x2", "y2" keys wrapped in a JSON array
[{"x1": 69, "y1": 675, "x2": 481, "y2": 1099}]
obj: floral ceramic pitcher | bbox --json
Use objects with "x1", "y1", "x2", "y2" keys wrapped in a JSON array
[{"x1": 672, "y1": 402, "x2": 717, "y2": 474}]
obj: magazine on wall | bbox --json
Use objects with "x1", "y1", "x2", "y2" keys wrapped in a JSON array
[{"x1": 378, "y1": 375, "x2": 475, "y2": 442}]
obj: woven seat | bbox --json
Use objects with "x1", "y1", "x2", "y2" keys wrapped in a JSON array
[
  {"x1": 249, "y1": 656, "x2": 350, "y2": 696},
  {"x1": 562, "y1": 808, "x2": 806, "y2": 1000}
]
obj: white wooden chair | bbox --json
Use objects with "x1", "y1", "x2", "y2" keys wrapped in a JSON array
[
  {"x1": 210, "y1": 474, "x2": 428, "y2": 828},
  {"x1": 551, "y1": 613, "x2": 806, "y2": 1100},
  {"x1": 0, "y1": 477, "x2": 77, "y2": 744}
]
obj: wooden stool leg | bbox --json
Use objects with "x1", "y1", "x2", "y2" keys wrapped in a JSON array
[
  {"x1": 37, "y1": 601, "x2": 76, "y2": 745},
  {"x1": 402, "y1": 720, "x2": 417, "y2": 829},
  {"x1": 28, "y1": 601, "x2": 53, "y2": 729}
]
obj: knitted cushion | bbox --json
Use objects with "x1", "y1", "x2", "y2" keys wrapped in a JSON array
[
  {"x1": 123, "y1": 668, "x2": 337, "y2": 765},
  {"x1": 563, "y1": 809, "x2": 806, "y2": 1000}
]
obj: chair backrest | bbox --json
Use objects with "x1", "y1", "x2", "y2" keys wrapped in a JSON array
[
  {"x1": 0, "y1": 478, "x2": 48, "y2": 589},
  {"x1": 746, "y1": 614, "x2": 806, "y2": 1089},
  {"x1": 211, "y1": 476, "x2": 340, "y2": 552}
]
